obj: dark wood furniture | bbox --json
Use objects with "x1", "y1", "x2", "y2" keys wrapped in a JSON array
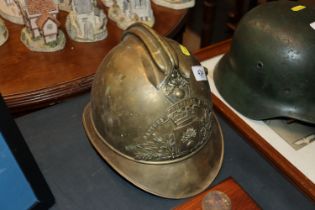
[
  {"x1": 200, "y1": 0, "x2": 306, "y2": 48},
  {"x1": 200, "y1": 0, "x2": 264, "y2": 46},
  {"x1": 0, "y1": 1, "x2": 187, "y2": 113},
  {"x1": 201, "y1": 0, "x2": 216, "y2": 47},
  {"x1": 226, "y1": 0, "x2": 302, "y2": 32}
]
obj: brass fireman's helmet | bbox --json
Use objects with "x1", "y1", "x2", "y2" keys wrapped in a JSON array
[{"x1": 83, "y1": 23, "x2": 224, "y2": 199}]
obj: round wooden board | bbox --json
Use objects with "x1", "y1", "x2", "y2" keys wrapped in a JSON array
[{"x1": 0, "y1": 1, "x2": 187, "y2": 112}]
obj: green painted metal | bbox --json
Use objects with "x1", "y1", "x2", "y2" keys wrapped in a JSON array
[{"x1": 214, "y1": 1, "x2": 315, "y2": 124}]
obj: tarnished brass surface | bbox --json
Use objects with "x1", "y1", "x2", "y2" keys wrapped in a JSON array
[
  {"x1": 82, "y1": 23, "x2": 224, "y2": 198},
  {"x1": 83, "y1": 104, "x2": 224, "y2": 198}
]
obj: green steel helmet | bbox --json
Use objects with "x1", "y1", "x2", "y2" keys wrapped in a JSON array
[
  {"x1": 213, "y1": 1, "x2": 315, "y2": 124},
  {"x1": 83, "y1": 23, "x2": 224, "y2": 198}
]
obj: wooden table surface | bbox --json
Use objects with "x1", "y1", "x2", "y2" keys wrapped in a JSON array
[{"x1": 0, "y1": 1, "x2": 187, "y2": 112}]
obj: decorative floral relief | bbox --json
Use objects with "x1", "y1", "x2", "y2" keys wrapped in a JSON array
[
  {"x1": 181, "y1": 128, "x2": 197, "y2": 147},
  {"x1": 125, "y1": 98, "x2": 213, "y2": 161},
  {"x1": 126, "y1": 133, "x2": 179, "y2": 160}
]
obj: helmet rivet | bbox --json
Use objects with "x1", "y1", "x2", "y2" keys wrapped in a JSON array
[
  {"x1": 284, "y1": 88, "x2": 291, "y2": 95},
  {"x1": 256, "y1": 61, "x2": 264, "y2": 70},
  {"x1": 174, "y1": 88, "x2": 185, "y2": 98}
]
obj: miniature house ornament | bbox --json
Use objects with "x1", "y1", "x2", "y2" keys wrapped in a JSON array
[
  {"x1": 0, "y1": 0, "x2": 25, "y2": 24},
  {"x1": 152, "y1": 0, "x2": 195, "y2": 10},
  {"x1": 0, "y1": 18, "x2": 9, "y2": 46},
  {"x1": 18, "y1": 0, "x2": 66, "y2": 52},
  {"x1": 66, "y1": 0, "x2": 108, "y2": 42},
  {"x1": 55, "y1": 0, "x2": 72, "y2": 12},
  {"x1": 0, "y1": 0, "x2": 73, "y2": 25},
  {"x1": 101, "y1": 0, "x2": 114, "y2": 7},
  {"x1": 108, "y1": 0, "x2": 155, "y2": 30}
]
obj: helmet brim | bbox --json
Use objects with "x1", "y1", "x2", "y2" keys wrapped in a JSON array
[
  {"x1": 214, "y1": 54, "x2": 315, "y2": 124},
  {"x1": 82, "y1": 103, "x2": 224, "y2": 199}
]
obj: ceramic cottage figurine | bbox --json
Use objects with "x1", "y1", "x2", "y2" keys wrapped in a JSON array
[
  {"x1": 152, "y1": 0, "x2": 195, "y2": 10},
  {"x1": 18, "y1": 0, "x2": 66, "y2": 52},
  {"x1": 55, "y1": 0, "x2": 72, "y2": 12},
  {"x1": 0, "y1": 0, "x2": 25, "y2": 24},
  {"x1": 0, "y1": 18, "x2": 9, "y2": 46},
  {"x1": 66, "y1": 0, "x2": 108, "y2": 42},
  {"x1": 108, "y1": 0, "x2": 154, "y2": 30},
  {"x1": 101, "y1": 0, "x2": 114, "y2": 7}
]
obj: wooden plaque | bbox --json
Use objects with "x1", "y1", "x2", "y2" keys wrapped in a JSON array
[{"x1": 173, "y1": 178, "x2": 261, "y2": 210}]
